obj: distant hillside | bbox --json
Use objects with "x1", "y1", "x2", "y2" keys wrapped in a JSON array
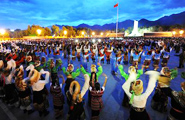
[{"x1": 48, "y1": 11, "x2": 185, "y2": 30}]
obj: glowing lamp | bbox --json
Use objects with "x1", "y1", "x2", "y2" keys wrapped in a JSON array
[
  {"x1": 92, "y1": 32, "x2": 95, "y2": 35},
  {"x1": 0, "y1": 29, "x2": 5, "y2": 35},
  {"x1": 37, "y1": 29, "x2": 42, "y2": 35},
  {"x1": 64, "y1": 30, "x2": 67, "y2": 35},
  {"x1": 82, "y1": 31, "x2": 85, "y2": 35},
  {"x1": 179, "y1": 30, "x2": 184, "y2": 35},
  {"x1": 172, "y1": 31, "x2": 176, "y2": 35}
]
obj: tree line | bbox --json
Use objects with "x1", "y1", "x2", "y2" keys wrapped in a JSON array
[{"x1": 1, "y1": 24, "x2": 185, "y2": 38}]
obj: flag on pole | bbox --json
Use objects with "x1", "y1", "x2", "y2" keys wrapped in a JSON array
[{"x1": 114, "y1": 3, "x2": 118, "y2": 8}]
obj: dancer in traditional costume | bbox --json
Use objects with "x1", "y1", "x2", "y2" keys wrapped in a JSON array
[
  {"x1": 138, "y1": 45, "x2": 143, "y2": 63},
  {"x1": 123, "y1": 49, "x2": 129, "y2": 65},
  {"x1": 142, "y1": 50, "x2": 154, "y2": 71},
  {"x1": 105, "y1": 45, "x2": 113, "y2": 64},
  {"x1": 15, "y1": 50, "x2": 26, "y2": 67},
  {"x1": 27, "y1": 66, "x2": 50, "y2": 117},
  {"x1": 90, "y1": 73, "x2": 108, "y2": 120},
  {"x1": 80, "y1": 63, "x2": 103, "y2": 82},
  {"x1": 161, "y1": 47, "x2": 171, "y2": 67},
  {"x1": 151, "y1": 67, "x2": 178, "y2": 113},
  {"x1": 153, "y1": 49, "x2": 162, "y2": 70},
  {"x1": 67, "y1": 74, "x2": 90, "y2": 120},
  {"x1": 62, "y1": 64, "x2": 80, "y2": 97},
  {"x1": 4, "y1": 59, "x2": 19, "y2": 106},
  {"x1": 47, "y1": 58, "x2": 62, "y2": 85},
  {"x1": 116, "y1": 50, "x2": 122, "y2": 64},
  {"x1": 81, "y1": 63, "x2": 103, "y2": 106},
  {"x1": 91, "y1": 44, "x2": 97, "y2": 63},
  {"x1": 122, "y1": 70, "x2": 160, "y2": 120},
  {"x1": 160, "y1": 72, "x2": 185, "y2": 120},
  {"x1": 131, "y1": 49, "x2": 142, "y2": 69},
  {"x1": 50, "y1": 75, "x2": 65, "y2": 119},
  {"x1": 119, "y1": 65, "x2": 144, "y2": 107},
  {"x1": 14, "y1": 65, "x2": 34, "y2": 114},
  {"x1": 84, "y1": 45, "x2": 90, "y2": 62},
  {"x1": 98, "y1": 47, "x2": 105, "y2": 64},
  {"x1": 54, "y1": 47, "x2": 61, "y2": 60},
  {"x1": 76, "y1": 45, "x2": 82, "y2": 61}
]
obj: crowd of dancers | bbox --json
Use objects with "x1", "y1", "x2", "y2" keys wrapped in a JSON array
[{"x1": 0, "y1": 37, "x2": 185, "y2": 120}]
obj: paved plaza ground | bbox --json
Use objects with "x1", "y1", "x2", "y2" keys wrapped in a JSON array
[{"x1": 0, "y1": 49, "x2": 184, "y2": 120}]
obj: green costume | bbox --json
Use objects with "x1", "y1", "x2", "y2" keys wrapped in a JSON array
[
  {"x1": 170, "y1": 69, "x2": 178, "y2": 80},
  {"x1": 80, "y1": 66, "x2": 103, "y2": 81},
  {"x1": 118, "y1": 65, "x2": 143, "y2": 81},
  {"x1": 35, "y1": 62, "x2": 47, "y2": 72},
  {"x1": 47, "y1": 59, "x2": 62, "y2": 73},
  {"x1": 27, "y1": 61, "x2": 34, "y2": 66},
  {"x1": 62, "y1": 67, "x2": 80, "y2": 79}
]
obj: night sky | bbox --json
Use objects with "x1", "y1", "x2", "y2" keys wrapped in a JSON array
[{"x1": 0, "y1": 0, "x2": 185, "y2": 29}]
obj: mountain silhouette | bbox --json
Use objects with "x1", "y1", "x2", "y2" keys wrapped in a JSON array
[{"x1": 49, "y1": 11, "x2": 185, "y2": 30}]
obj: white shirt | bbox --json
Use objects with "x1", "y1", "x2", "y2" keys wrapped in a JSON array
[
  {"x1": 76, "y1": 46, "x2": 82, "y2": 53},
  {"x1": 32, "y1": 71, "x2": 50, "y2": 91},
  {"x1": 122, "y1": 71, "x2": 159, "y2": 108}
]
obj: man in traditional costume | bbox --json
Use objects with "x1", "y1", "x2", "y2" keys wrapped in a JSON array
[
  {"x1": 89, "y1": 73, "x2": 108, "y2": 120},
  {"x1": 14, "y1": 65, "x2": 34, "y2": 114},
  {"x1": 160, "y1": 72, "x2": 185, "y2": 120},
  {"x1": 151, "y1": 67, "x2": 178, "y2": 113},
  {"x1": 122, "y1": 70, "x2": 160, "y2": 120},
  {"x1": 62, "y1": 64, "x2": 81, "y2": 97},
  {"x1": 76, "y1": 45, "x2": 82, "y2": 61},
  {"x1": 80, "y1": 63, "x2": 103, "y2": 106},
  {"x1": 67, "y1": 74, "x2": 90, "y2": 120},
  {"x1": 50, "y1": 75, "x2": 65, "y2": 119},
  {"x1": 46, "y1": 58, "x2": 62, "y2": 85},
  {"x1": 119, "y1": 65, "x2": 144, "y2": 107},
  {"x1": 26, "y1": 66, "x2": 50, "y2": 117},
  {"x1": 4, "y1": 59, "x2": 19, "y2": 106}
]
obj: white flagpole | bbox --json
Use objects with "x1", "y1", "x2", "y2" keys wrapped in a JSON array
[{"x1": 116, "y1": 3, "x2": 118, "y2": 39}]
